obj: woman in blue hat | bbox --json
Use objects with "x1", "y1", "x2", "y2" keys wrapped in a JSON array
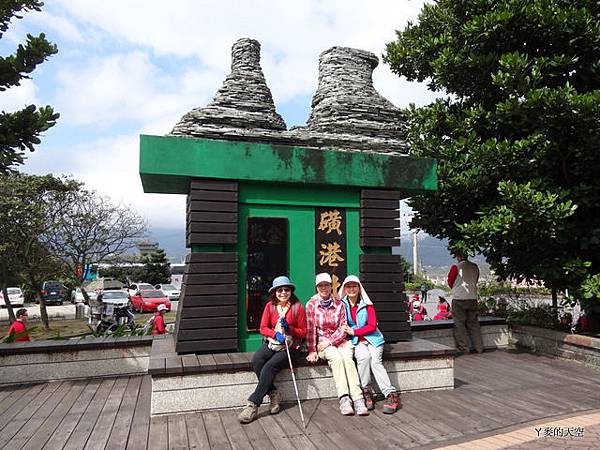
[{"x1": 238, "y1": 275, "x2": 307, "y2": 424}]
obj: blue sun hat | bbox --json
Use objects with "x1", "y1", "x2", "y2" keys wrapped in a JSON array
[{"x1": 269, "y1": 275, "x2": 296, "y2": 294}]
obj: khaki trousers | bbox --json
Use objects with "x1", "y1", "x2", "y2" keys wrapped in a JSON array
[
  {"x1": 452, "y1": 298, "x2": 483, "y2": 353},
  {"x1": 319, "y1": 343, "x2": 363, "y2": 400}
]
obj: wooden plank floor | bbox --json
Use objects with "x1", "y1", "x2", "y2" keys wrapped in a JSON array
[
  {"x1": 1, "y1": 350, "x2": 600, "y2": 449},
  {"x1": 0, "y1": 375, "x2": 151, "y2": 450},
  {"x1": 150, "y1": 350, "x2": 600, "y2": 450}
]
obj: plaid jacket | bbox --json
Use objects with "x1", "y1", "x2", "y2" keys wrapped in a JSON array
[{"x1": 305, "y1": 294, "x2": 348, "y2": 353}]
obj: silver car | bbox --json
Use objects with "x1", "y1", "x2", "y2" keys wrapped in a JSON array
[{"x1": 71, "y1": 287, "x2": 97, "y2": 304}]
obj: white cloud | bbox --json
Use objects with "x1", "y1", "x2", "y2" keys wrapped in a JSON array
[
  {"x1": 49, "y1": 0, "x2": 433, "y2": 107},
  {"x1": 1, "y1": 79, "x2": 40, "y2": 112},
  {"x1": 34, "y1": 11, "x2": 84, "y2": 43},
  {"x1": 25, "y1": 133, "x2": 186, "y2": 229}
]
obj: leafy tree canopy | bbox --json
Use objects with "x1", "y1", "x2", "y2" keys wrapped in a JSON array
[
  {"x1": 0, "y1": 1, "x2": 58, "y2": 173},
  {"x1": 384, "y1": 0, "x2": 600, "y2": 292}
]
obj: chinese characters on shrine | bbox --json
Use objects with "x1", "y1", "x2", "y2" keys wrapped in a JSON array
[{"x1": 315, "y1": 208, "x2": 347, "y2": 294}]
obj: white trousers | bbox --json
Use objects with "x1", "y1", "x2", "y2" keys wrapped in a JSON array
[{"x1": 354, "y1": 341, "x2": 396, "y2": 396}]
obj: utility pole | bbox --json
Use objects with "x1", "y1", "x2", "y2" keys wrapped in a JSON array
[{"x1": 412, "y1": 231, "x2": 419, "y2": 276}]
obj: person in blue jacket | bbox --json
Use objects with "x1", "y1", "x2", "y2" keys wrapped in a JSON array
[{"x1": 340, "y1": 275, "x2": 401, "y2": 414}]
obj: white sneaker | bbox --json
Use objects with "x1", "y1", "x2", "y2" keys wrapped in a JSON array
[
  {"x1": 339, "y1": 396, "x2": 354, "y2": 415},
  {"x1": 353, "y1": 398, "x2": 369, "y2": 416}
]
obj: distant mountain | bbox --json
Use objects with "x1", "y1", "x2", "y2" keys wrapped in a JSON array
[
  {"x1": 393, "y1": 234, "x2": 454, "y2": 268},
  {"x1": 393, "y1": 234, "x2": 487, "y2": 269},
  {"x1": 148, "y1": 227, "x2": 187, "y2": 262}
]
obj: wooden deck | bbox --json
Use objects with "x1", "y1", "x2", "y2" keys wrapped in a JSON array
[{"x1": 1, "y1": 350, "x2": 600, "y2": 449}]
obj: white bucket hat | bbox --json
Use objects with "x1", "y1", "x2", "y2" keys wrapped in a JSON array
[{"x1": 339, "y1": 275, "x2": 373, "y2": 305}]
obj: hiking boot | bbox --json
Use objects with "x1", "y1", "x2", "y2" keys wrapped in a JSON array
[
  {"x1": 339, "y1": 396, "x2": 354, "y2": 416},
  {"x1": 269, "y1": 390, "x2": 282, "y2": 415},
  {"x1": 353, "y1": 398, "x2": 369, "y2": 416},
  {"x1": 362, "y1": 387, "x2": 375, "y2": 410},
  {"x1": 238, "y1": 402, "x2": 258, "y2": 424},
  {"x1": 383, "y1": 392, "x2": 401, "y2": 414}
]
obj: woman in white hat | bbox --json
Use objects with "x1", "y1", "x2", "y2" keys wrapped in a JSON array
[
  {"x1": 340, "y1": 275, "x2": 401, "y2": 414},
  {"x1": 306, "y1": 272, "x2": 369, "y2": 416},
  {"x1": 238, "y1": 275, "x2": 306, "y2": 424}
]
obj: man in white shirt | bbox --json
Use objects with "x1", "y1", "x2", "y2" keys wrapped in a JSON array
[{"x1": 447, "y1": 253, "x2": 483, "y2": 354}]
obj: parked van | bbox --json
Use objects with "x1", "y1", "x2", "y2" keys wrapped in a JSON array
[{"x1": 40, "y1": 281, "x2": 65, "y2": 305}]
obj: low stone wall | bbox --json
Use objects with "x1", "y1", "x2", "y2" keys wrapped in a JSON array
[
  {"x1": 511, "y1": 325, "x2": 600, "y2": 370},
  {"x1": 411, "y1": 317, "x2": 510, "y2": 351},
  {"x1": 413, "y1": 324, "x2": 511, "y2": 350},
  {"x1": 151, "y1": 337, "x2": 455, "y2": 415},
  {"x1": 0, "y1": 336, "x2": 153, "y2": 386}
]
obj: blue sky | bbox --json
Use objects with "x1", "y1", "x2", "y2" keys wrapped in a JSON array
[{"x1": 2, "y1": 0, "x2": 440, "y2": 233}]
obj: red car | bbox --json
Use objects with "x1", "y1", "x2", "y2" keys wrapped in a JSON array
[{"x1": 130, "y1": 289, "x2": 171, "y2": 313}]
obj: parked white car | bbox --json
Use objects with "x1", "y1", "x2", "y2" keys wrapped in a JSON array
[
  {"x1": 71, "y1": 287, "x2": 98, "y2": 304},
  {"x1": 155, "y1": 284, "x2": 181, "y2": 301},
  {"x1": 127, "y1": 283, "x2": 154, "y2": 298},
  {"x1": 0, "y1": 287, "x2": 25, "y2": 307}
]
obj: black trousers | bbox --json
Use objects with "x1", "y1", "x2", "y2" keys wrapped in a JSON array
[{"x1": 248, "y1": 343, "x2": 301, "y2": 405}]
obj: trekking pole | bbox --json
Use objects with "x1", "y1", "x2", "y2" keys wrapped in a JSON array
[{"x1": 284, "y1": 337, "x2": 306, "y2": 428}]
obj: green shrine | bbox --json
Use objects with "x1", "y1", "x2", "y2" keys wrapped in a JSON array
[{"x1": 139, "y1": 39, "x2": 437, "y2": 354}]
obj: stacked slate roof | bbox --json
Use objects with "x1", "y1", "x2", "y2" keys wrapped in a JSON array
[{"x1": 170, "y1": 38, "x2": 409, "y2": 155}]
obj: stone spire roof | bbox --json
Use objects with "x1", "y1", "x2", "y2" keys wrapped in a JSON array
[
  {"x1": 171, "y1": 38, "x2": 286, "y2": 136},
  {"x1": 304, "y1": 46, "x2": 407, "y2": 143},
  {"x1": 169, "y1": 39, "x2": 409, "y2": 155}
]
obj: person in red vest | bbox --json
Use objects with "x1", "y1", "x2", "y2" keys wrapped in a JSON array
[
  {"x1": 433, "y1": 297, "x2": 452, "y2": 320},
  {"x1": 152, "y1": 304, "x2": 168, "y2": 335},
  {"x1": 8, "y1": 308, "x2": 30, "y2": 342},
  {"x1": 412, "y1": 301, "x2": 428, "y2": 321}
]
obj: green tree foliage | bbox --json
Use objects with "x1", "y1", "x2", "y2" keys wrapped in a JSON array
[
  {"x1": 0, "y1": 1, "x2": 59, "y2": 172},
  {"x1": 384, "y1": 0, "x2": 600, "y2": 298},
  {"x1": 0, "y1": 173, "x2": 77, "y2": 326},
  {"x1": 98, "y1": 264, "x2": 145, "y2": 285},
  {"x1": 141, "y1": 249, "x2": 170, "y2": 286}
]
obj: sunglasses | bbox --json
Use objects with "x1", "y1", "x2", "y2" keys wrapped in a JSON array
[{"x1": 276, "y1": 287, "x2": 292, "y2": 293}]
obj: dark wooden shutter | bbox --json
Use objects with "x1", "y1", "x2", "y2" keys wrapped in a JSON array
[
  {"x1": 360, "y1": 254, "x2": 410, "y2": 342},
  {"x1": 186, "y1": 179, "x2": 238, "y2": 246},
  {"x1": 360, "y1": 190, "x2": 400, "y2": 247},
  {"x1": 176, "y1": 178, "x2": 240, "y2": 354},
  {"x1": 360, "y1": 189, "x2": 410, "y2": 341},
  {"x1": 174, "y1": 252, "x2": 238, "y2": 354}
]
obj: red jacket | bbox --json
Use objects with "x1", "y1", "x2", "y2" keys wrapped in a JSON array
[
  {"x1": 8, "y1": 320, "x2": 30, "y2": 342},
  {"x1": 259, "y1": 301, "x2": 307, "y2": 349},
  {"x1": 152, "y1": 313, "x2": 166, "y2": 335}
]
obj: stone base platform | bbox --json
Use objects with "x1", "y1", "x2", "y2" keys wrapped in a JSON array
[{"x1": 149, "y1": 336, "x2": 455, "y2": 416}]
